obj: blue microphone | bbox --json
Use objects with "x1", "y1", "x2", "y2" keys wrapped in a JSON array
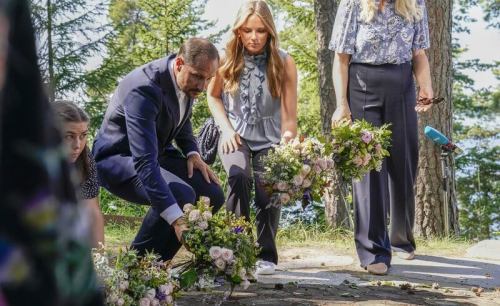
[{"x1": 424, "y1": 126, "x2": 462, "y2": 154}]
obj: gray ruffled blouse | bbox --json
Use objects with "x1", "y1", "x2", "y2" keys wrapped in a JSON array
[
  {"x1": 329, "y1": 0, "x2": 430, "y2": 65},
  {"x1": 222, "y1": 50, "x2": 287, "y2": 151}
]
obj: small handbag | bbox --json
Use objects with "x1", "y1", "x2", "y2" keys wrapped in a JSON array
[{"x1": 197, "y1": 117, "x2": 220, "y2": 165}]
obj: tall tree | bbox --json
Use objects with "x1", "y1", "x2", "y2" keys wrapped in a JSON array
[
  {"x1": 414, "y1": 0, "x2": 459, "y2": 237},
  {"x1": 29, "y1": 0, "x2": 107, "y2": 101}
]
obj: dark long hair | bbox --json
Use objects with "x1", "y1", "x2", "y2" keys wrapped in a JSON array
[{"x1": 52, "y1": 100, "x2": 91, "y2": 181}]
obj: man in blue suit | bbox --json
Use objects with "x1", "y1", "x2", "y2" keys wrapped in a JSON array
[{"x1": 92, "y1": 38, "x2": 224, "y2": 260}]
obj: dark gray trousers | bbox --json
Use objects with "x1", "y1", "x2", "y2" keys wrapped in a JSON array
[
  {"x1": 348, "y1": 62, "x2": 418, "y2": 268},
  {"x1": 219, "y1": 140, "x2": 281, "y2": 264}
]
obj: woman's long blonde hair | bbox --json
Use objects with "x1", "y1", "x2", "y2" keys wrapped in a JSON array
[
  {"x1": 360, "y1": 0, "x2": 423, "y2": 23},
  {"x1": 219, "y1": 0, "x2": 284, "y2": 98}
]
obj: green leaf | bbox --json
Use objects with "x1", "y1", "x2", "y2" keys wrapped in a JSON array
[{"x1": 179, "y1": 267, "x2": 198, "y2": 289}]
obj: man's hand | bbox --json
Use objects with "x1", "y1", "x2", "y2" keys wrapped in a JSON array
[
  {"x1": 187, "y1": 153, "x2": 220, "y2": 184},
  {"x1": 172, "y1": 217, "x2": 188, "y2": 243}
]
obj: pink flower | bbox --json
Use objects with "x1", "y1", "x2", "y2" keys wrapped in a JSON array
[
  {"x1": 165, "y1": 295, "x2": 174, "y2": 305},
  {"x1": 293, "y1": 175, "x2": 304, "y2": 187},
  {"x1": 199, "y1": 196, "x2": 211, "y2": 207},
  {"x1": 302, "y1": 179, "x2": 312, "y2": 188},
  {"x1": 188, "y1": 209, "x2": 201, "y2": 222},
  {"x1": 139, "y1": 298, "x2": 151, "y2": 306},
  {"x1": 280, "y1": 193, "x2": 291, "y2": 204},
  {"x1": 318, "y1": 159, "x2": 328, "y2": 170},
  {"x1": 202, "y1": 211, "x2": 212, "y2": 221},
  {"x1": 361, "y1": 131, "x2": 373, "y2": 144},
  {"x1": 198, "y1": 221, "x2": 209, "y2": 230},
  {"x1": 209, "y1": 246, "x2": 222, "y2": 259},
  {"x1": 150, "y1": 299, "x2": 160, "y2": 306},
  {"x1": 116, "y1": 298, "x2": 125, "y2": 306},
  {"x1": 363, "y1": 154, "x2": 372, "y2": 166},
  {"x1": 313, "y1": 165, "x2": 322, "y2": 174},
  {"x1": 301, "y1": 164, "x2": 311, "y2": 175},
  {"x1": 375, "y1": 143, "x2": 382, "y2": 154},
  {"x1": 183, "y1": 203, "x2": 194, "y2": 213},
  {"x1": 159, "y1": 283, "x2": 173, "y2": 295},
  {"x1": 353, "y1": 156, "x2": 364, "y2": 167},
  {"x1": 276, "y1": 181, "x2": 289, "y2": 192},
  {"x1": 221, "y1": 248, "x2": 234, "y2": 262}
]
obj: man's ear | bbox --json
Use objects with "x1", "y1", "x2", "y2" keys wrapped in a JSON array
[{"x1": 175, "y1": 57, "x2": 184, "y2": 72}]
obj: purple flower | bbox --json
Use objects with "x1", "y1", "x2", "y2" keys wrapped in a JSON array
[
  {"x1": 156, "y1": 291, "x2": 167, "y2": 301},
  {"x1": 361, "y1": 131, "x2": 373, "y2": 144},
  {"x1": 232, "y1": 226, "x2": 244, "y2": 234}
]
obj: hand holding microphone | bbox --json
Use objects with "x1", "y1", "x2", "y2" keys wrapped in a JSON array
[{"x1": 424, "y1": 126, "x2": 462, "y2": 154}]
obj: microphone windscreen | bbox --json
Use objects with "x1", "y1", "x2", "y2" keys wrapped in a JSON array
[{"x1": 424, "y1": 126, "x2": 449, "y2": 145}]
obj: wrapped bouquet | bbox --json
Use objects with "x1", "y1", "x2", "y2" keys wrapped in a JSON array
[
  {"x1": 177, "y1": 197, "x2": 258, "y2": 291},
  {"x1": 260, "y1": 137, "x2": 335, "y2": 208},
  {"x1": 330, "y1": 119, "x2": 392, "y2": 181},
  {"x1": 93, "y1": 248, "x2": 179, "y2": 306}
]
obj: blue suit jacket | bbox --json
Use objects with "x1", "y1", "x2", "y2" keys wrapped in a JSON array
[{"x1": 92, "y1": 54, "x2": 199, "y2": 210}]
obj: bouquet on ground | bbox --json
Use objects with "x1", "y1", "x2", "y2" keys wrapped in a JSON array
[
  {"x1": 260, "y1": 137, "x2": 335, "y2": 208},
  {"x1": 93, "y1": 248, "x2": 179, "y2": 306},
  {"x1": 330, "y1": 119, "x2": 392, "y2": 181},
  {"x1": 177, "y1": 197, "x2": 258, "y2": 291}
]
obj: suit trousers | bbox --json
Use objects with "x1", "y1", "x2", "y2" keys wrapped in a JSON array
[
  {"x1": 219, "y1": 140, "x2": 281, "y2": 264},
  {"x1": 98, "y1": 153, "x2": 225, "y2": 261},
  {"x1": 348, "y1": 62, "x2": 418, "y2": 268}
]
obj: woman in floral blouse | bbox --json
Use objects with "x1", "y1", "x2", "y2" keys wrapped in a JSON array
[{"x1": 329, "y1": 0, "x2": 435, "y2": 275}]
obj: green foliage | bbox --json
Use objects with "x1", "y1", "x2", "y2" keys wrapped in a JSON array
[{"x1": 99, "y1": 188, "x2": 148, "y2": 217}]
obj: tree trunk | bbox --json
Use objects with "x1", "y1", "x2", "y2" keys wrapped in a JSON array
[
  {"x1": 46, "y1": 0, "x2": 55, "y2": 102},
  {"x1": 314, "y1": 0, "x2": 350, "y2": 228},
  {"x1": 414, "y1": 0, "x2": 459, "y2": 237}
]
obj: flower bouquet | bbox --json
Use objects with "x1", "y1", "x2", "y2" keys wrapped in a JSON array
[
  {"x1": 330, "y1": 119, "x2": 392, "y2": 181},
  {"x1": 177, "y1": 197, "x2": 258, "y2": 292},
  {"x1": 93, "y1": 248, "x2": 178, "y2": 306},
  {"x1": 260, "y1": 137, "x2": 335, "y2": 208}
]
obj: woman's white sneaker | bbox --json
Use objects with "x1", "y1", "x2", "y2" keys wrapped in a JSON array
[{"x1": 255, "y1": 260, "x2": 276, "y2": 275}]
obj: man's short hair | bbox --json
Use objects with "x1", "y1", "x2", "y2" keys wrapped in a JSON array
[{"x1": 178, "y1": 38, "x2": 219, "y2": 67}]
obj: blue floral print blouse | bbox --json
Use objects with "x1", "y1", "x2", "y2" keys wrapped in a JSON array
[{"x1": 329, "y1": 0, "x2": 430, "y2": 65}]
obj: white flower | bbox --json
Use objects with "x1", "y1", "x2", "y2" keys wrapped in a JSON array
[
  {"x1": 108, "y1": 293, "x2": 119, "y2": 304},
  {"x1": 242, "y1": 279, "x2": 251, "y2": 290},
  {"x1": 199, "y1": 196, "x2": 211, "y2": 207},
  {"x1": 183, "y1": 203, "x2": 194, "y2": 213},
  {"x1": 139, "y1": 298, "x2": 151, "y2": 306},
  {"x1": 202, "y1": 211, "x2": 212, "y2": 221},
  {"x1": 145, "y1": 288, "x2": 156, "y2": 300},
  {"x1": 165, "y1": 295, "x2": 174, "y2": 305},
  {"x1": 198, "y1": 221, "x2": 209, "y2": 230},
  {"x1": 188, "y1": 209, "x2": 201, "y2": 222},
  {"x1": 276, "y1": 181, "x2": 289, "y2": 192},
  {"x1": 119, "y1": 280, "x2": 129, "y2": 291},
  {"x1": 159, "y1": 283, "x2": 173, "y2": 295},
  {"x1": 239, "y1": 268, "x2": 247, "y2": 279},
  {"x1": 150, "y1": 298, "x2": 160, "y2": 306},
  {"x1": 209, "y1": 246, "x2": 222, "y2": 259},
  {"x1": 221, "y1": 248, "x2": 234, "y2": 262},
  {"x1": 302, "y1": 178, "x2": 312, "y2": 188},
  {"x1": 215, "y1": 258, "x2": 226, "y2": 270},
  {"x1": 301, "y1": 164, "x2": 311, "y2": 175},
  {"x1": 293, "y1": 175, "x2": 304, "y2": 187},
  {"x1": 326, "y1": 159, "x2": 334, "y2": 169},
  {"x1": 116, "y1": 298, "x2": 125, "y2": 306},
  {"x1": 280, "y1": 193, "x2": 291, "y2": 204}
]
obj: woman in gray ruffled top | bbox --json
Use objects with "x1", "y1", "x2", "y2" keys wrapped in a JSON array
[{"x1": 208, "y1": 0, "x2": 297, "y2": 275}]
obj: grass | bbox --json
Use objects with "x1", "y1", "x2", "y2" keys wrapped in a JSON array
[{"x1": 105, "y1": 221, "x2": 474, "y2": 258}]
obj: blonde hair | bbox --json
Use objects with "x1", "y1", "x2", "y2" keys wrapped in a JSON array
[
  {"x1": 219, "y1": 0, "x2": 284, "y2": 98},
  {"x1": 360, "y1": 0, "x2": 423, "y2": 23}
]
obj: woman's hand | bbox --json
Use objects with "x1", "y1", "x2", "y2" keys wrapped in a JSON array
[
  {"x1": 221, "y1": 129, "x2": 242, "y2": 154},
  {"x1": 415, "y1": 86, "x2": 434, "y2": 113},
  {"x1": 331, "y1": 104, "x2": 352, "y2": 128}
]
